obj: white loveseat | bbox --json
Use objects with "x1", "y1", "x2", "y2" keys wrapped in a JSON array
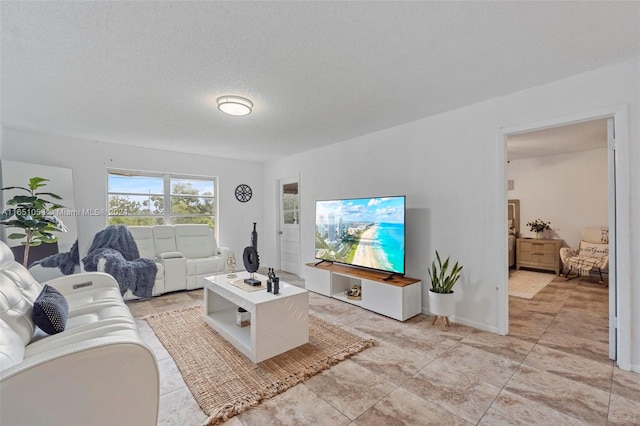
[
  {"x1": 0, "y1": 241, "x2": 159, "y2": 425},
  {"x1": 125, "y1": 224, "x2": 232, "y2": 298}
]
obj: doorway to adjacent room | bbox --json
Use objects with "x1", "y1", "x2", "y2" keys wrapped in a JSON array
[{"x1": 498, "y1": 105, "x2": 631, "y2": 370}]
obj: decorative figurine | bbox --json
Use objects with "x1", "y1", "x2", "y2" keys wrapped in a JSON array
[
  {"x1": 267, "y1": 268, "x2": 277, "y2": 293},
  {"x1": 251, "y1": 222, "x2": 258, "y2": 251},
  {"x1": 226, "y1": 253, "x2": 237, "y2": 278},
  {"x1": 267, "y1": 268, "x2": 280, "y2": 295},
  {"x1": 266, "y1": 267, "x2": 273, "y2": 292},
  {"x1": 236, "y1": 307, "x2": 250, "y2": 327},
  {"x1": 243, "y1": 223, "x2": 261, "y2": 286},
  {"x1": 345, "y1": 284, "x2": 362, "y2": 300}
]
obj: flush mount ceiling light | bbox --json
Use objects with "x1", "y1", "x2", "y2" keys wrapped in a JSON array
[{"x1": 216, "y1": 95, "x2": 253, "y2": 116}]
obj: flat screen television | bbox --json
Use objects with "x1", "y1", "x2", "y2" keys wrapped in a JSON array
[{"x1": 315, "y1": 196, "x2": 405, "y2": 275}]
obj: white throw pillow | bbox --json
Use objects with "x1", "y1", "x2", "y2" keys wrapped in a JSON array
[{"x1": 578, "y1": 241, "x2": 608, "y2": 258}]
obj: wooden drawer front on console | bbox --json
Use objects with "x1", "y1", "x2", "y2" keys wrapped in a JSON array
[
  {"x1": 519, "y1": 251, "x2": 556, "y2": 266},
  {"x1": 516, "y1": 238, "x2": 562, "y2": 275},
  {"x1": 519, "y1": 240, "x2": 556, "y2": 254}
]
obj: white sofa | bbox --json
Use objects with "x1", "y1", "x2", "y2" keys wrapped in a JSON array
[
  {"x1": 125, "y1": 224, "x2": 232, "y2": 298},
  {"x1": 0, "y1": 241, "x2": 159, "y2": 425}
]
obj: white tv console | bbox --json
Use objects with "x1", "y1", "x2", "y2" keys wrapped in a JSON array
[{"x1": 305, "y1": 262, "x2": 422, "y2": 321}]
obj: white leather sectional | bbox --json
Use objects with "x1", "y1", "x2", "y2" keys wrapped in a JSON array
[
  {"x1": 125, "y1": 224, "x2": 232, "y2": 299},
  {"x1": 0, "y1": 241, "x2": 159, "y2": 425}
]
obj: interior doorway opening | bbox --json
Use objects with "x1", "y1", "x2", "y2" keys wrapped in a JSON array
[
  {"x1": 505, "y1": 118, "x2": 612, "y2": 366},
  {"x1": 498, "y1": 104, "x2": 631, "y2": 370}
]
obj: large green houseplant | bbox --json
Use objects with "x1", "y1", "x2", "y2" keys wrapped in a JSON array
[
  {"x1": 1, "y1": 177, "x2": 67, "y2": 267},
  {"x1": 428, "y1": 250, "x2": 463, "y2": 324}
]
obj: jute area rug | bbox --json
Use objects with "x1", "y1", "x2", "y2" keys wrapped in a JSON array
[
  {"x1": 145, "y1": 306, "x2": 375, "y2": 425},
  {"x1": 509, "y1": 270, "x2": 556, "y2": 299}
]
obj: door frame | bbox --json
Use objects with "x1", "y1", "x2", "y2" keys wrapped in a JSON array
[
  {"x1": 496, "y1": 104, "x2": 631, "y2": 370},
  {"x1": 275, "y1": 173, "x2": 301, "y2": 273}
]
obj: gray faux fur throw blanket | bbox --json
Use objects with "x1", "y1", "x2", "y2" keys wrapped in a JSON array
[
  {"x1": 30, "y1": 240, "x2": 80, "y2": 275},
  {"x1": 82, "y1": 225, "x2": 157, "y2": 298}
]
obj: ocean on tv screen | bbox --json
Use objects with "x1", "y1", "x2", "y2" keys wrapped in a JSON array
[{"x1": 315, "y1": 197, "x2": 405, "y2": 274}]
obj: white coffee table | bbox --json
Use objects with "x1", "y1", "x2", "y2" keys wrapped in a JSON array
[{"x1": 203, "y1": 272, "x2": 309, "y2": 363}]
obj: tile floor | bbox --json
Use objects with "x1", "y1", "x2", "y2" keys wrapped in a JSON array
[{"x1": 127, "y1": 273, "x2": 640, "y2": 425}]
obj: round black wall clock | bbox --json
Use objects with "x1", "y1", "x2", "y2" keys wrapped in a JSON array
[{"x1": 235, "y1": 184, "x2": 252, "y2": 202}]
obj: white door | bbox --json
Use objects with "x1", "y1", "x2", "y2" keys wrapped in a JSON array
[
  {"x1": 607, "y1": 117, "x2": 617, "y2": 360},
  {"x1": 279, "y1": 176, "x2": 300, "y2": 275}
]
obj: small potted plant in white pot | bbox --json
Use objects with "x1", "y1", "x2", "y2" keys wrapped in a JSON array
[{"x1": 428, "y1": 250, "x2": 463, "y2": 326}]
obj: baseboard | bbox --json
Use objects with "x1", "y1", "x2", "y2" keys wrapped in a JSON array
[
  {"x1": 451, "y1": 315, "x2": 501, "y2": 334},
  {"x1": 628, "y1": 363, "x2": 640, "y2": 374},
  {"x1": 420, "y1": 309, "x2": 500, "y2": 334}
]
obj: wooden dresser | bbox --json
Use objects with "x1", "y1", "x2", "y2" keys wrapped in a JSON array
[{"x1": 516, "y1": 238, "x2": 563, "y2": 275}]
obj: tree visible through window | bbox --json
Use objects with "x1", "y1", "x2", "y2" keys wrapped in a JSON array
[
  {"x1": 107, "y1": 171, "x2": 216, "y2": 229},
  {"x1": 282, "y1": 182, "x2": 299, "y2": 224},
  {"x1": 169, "y1": 178, "x2": 215, "y2": 226}
]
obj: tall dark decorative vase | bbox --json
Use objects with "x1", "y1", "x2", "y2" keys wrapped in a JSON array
[
  {"x1": 251, "y1": 222, "x2": 258, "y2": 249},
  {"x1": 243, "y1": 223, "x2": 261, "y2": 286}
]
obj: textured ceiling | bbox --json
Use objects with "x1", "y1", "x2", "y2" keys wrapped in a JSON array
[
  {"x1": 508, "y1": 119, "x2": 608, "y2": 161},
  {"x1": 1, "y1": 1, "x2": 638, "y2": 162}
]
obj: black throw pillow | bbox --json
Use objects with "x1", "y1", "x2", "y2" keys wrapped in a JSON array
[{"x1": 32, "y1": 284, "x2": 69, "y2": 335}]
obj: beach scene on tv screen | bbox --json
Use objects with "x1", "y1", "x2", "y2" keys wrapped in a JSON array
[{"x1": 315, "y1": 197, "x2": 405, "y2": 274}]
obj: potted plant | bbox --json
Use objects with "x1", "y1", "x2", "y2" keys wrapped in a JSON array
[
  {"x1": 526, "y1": 218, "x2": 551, "y2": 239},
  {"x1": 1, "y1": 177, "x2": 67, "y2": 267},
  {"x1": 428, "y1": 250, "x2": 463, "y2": 322}
]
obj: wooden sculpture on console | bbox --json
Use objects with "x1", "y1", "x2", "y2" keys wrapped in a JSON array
[{"x1": 243, "y1": 223, "x2": 260, "y2": 286}]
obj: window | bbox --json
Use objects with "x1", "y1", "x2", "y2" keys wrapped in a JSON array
[
  {"x1": 282, "y1": 182, "x2": 299, "y2": 224},
  {"x1": 107, "y1": 171, "x2": 216, "y2": 229}
]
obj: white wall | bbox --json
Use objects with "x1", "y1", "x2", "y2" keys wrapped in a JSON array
[
  {"x1": 1, "y1": 59, "x2": 637, "y2": 371},
  {"x1": 508, "y1": 148, "x2": 608, "y2": 248},
  {"x1": 0, "y1": 128, "x2": 265, "y2": 263},
  {"x1": 262, "y1": 58, "x2": 639, "y2": 370}
]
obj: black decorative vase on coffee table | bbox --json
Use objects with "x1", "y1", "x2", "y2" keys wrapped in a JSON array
[{"x1": 243, "y1": 223, "x2": 261, "y2": 286}]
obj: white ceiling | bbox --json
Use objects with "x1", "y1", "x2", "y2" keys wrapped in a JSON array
[
  {"x1": 508, "y1": 118, "x2": 608, "y2": 161},
  {"x1": 1, "y1": 1, "x2": 638, "y2": 163}
]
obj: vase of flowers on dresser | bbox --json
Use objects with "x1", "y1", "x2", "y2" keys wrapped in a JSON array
[{"x1": 526, "y1": 218, "x2": 551, "y2": 239}]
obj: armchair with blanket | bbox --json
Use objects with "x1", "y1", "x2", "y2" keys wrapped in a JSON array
[{"x1": 560, "y1": 227, "x2": 609, "y2": 284}]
